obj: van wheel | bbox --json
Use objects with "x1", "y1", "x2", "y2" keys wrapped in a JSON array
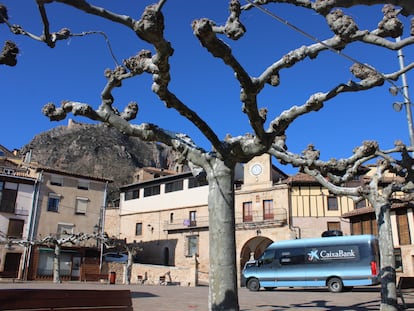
[
  {"x1": 247, "y1": 278, "x2": 260, "y2": 291},
  {"x1": 327, "y1": 277, "x2": 343, "y2": 293}
]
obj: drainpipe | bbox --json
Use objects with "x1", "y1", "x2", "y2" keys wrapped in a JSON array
[
  {"x1": 22, "y1": 170, "x2": 43, "y2": 280},
  {"x1": 99, "y1": 181, "x2": 108, "y2": 272}
]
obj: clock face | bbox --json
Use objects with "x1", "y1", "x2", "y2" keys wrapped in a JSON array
[{"x1": 250, "y1": 163, "x2": 262, "y2": 176}]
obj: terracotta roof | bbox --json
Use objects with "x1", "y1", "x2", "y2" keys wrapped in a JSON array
[
  {"x1": 342, "y1": 206, "x2": 374, "y2": 218},
  {"x1": 283, "y1": 172, "x2": 320, "y2": 184},
  {"x1": 34, "y1": 165, "x2": 113, "y2": 183},
  {"x1": 342, "y1": 202, "x2": 413, "y2": 218}
]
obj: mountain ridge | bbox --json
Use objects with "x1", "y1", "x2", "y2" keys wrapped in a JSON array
[{"x1": 19, "y1": 120, "x2": 178, "y2": 202}]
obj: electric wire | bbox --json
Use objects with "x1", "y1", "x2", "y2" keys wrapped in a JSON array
[{"x1": 243, "y1": 0, "x2": 409, "y2": 101}]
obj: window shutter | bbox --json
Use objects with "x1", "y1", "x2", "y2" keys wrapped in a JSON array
[{"x1": 76, "y1": 197, "x2": 88, "y2": 214}]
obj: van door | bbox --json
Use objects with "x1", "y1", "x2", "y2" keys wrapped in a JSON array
[
  {"x1": 256, "y1": 249, "x2": 278, "y2": 288},
  {"x1": 275, "y1": 248, "x2": 308, "y2": 287}
]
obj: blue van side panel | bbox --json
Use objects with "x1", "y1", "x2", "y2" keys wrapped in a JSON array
[{"x1": 242, "y1": 235, "x2": 380, "y2": 289}]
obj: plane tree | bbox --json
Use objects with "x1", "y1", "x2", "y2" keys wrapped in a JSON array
[
  {"x1": 2, "y1": 232, "x2": 100, "y2": 283},
  {"x1": 2, "y1": 1, "x2": 414, "y2": 310}
]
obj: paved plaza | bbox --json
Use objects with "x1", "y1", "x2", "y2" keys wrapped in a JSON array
[{"x1": 0, "y1": 281, "x2": 412, "y2": 310}]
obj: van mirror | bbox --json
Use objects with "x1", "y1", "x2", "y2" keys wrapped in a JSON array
[{"x1": 257, "y1": 259, "x2": 263, "y2": 267}]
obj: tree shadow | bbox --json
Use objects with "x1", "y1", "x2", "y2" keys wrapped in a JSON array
[
  {"x1": 130, "y1": 291, "x2": 158, "y2": 298},
  {"x1": 211, "y1": 289, "x2": 239, "y2": 311},
  {"x1": 245, "y1": 299, "x2": 381, "y2": 310}
]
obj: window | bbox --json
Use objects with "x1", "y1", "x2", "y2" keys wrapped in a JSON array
[
  {"x1": 260, "y1": 249, "x2": 275, "y2": 265},
  {"x1": 125, "y1": 189, "x2": 139, "y2": 200},
  {"x1": 57, "y1": 223, "x2": 74, "y2": 239},
  {"x1": 0, "y1": 182, "x2": 18, "y2": 213},
  {"x1": 170, "y1": 213, "x2": 174, "y2": 224},
  {"x1": 263, "y1": 200, "x2": 274, "y2": 220},
  {"x1": 396, "y1": 209, "x2": 411, "y2": 245},
  {"x1": 47, "y1": 193, "x2": 60, "y2": 212},
  {"x1": 165, "y1": 180, "x2": 183, "y2": 193},
  {"x1": 394, "y1": 248, "x2": 403, "y2": 272},
  {"x1": 77, "y1": 180, "x2": 89, "y2": 190},
  {"x1": 75, "y1": 197, "x2": 88, "y2": 215},
  {"x1": 189, "y1": 211, "x2": 197, "y2": 227},
  {"x1": 327, "y1": 196, "x2": 338, "y2": 211},
  {"x1": 188, "y1": 177, "x2": 208, "y2": 188},
  {"x1": 355, "y1": 199, "x2": 367, "y2": 209},
  {"x1": 327, "y1": 221, "x2": 341, "y2": 231},
  {"x1": 243, "y1": 202, "x2": 253, "y2": 222},
  {"x1": 50, "y1": 175, "x2": 63, "y2": 186},
  {"x1": 277, "y1": 248, "x2": 305, "y2": 265},
  {"x1": 351, "y1": 214, "x2": 378, "y2": 235},
  {"x1": 143, "y1": 185, "x2": 160, "y2": 197},
  {"x1": 135, "y1": 223, "x2": 142, "y2": 236},
  {"x1": 7, "y1": 219, "x2": 24, "y2": 239},
  {"x1": 186, "y1": 235, "x2": 198, "y2": 257}
]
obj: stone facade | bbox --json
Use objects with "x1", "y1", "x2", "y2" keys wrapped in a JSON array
[
  {"x1": 109, "y1": 155, "x2": 414, "y2": 285},
  {"x1": 0, "y1": 145, "x2": 112, "y2": 281},
  {"x1": 115, "y1": 154, "x2": 297, "y2": 286}
]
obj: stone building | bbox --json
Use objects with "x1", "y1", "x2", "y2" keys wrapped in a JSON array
[
  {"x1": 0, "y1": 145, "x2": 112, "y2": 281},
  {"x1": 118, "y1": 155, "x2": 295, "y2": 285}
]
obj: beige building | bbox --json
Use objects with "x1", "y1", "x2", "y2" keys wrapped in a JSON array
[
  {"x1": 0, "y1": 145, "x2": 112, "y2": 281},
  {"x1": 26, "y1": 166, "x2": 111, "y2": 281},
  {"x1": 117, "y1": 155, "x2": 296, "y2": 285},
  {"x1": 0, "y1": 145, "x2": 36, "y2": 279},
  {"x1": 286, "y1": 172, "x2": 357, "y2": 238},
  {"x1": 115, "y1": 154, "x2": 414, "y2": 285}
]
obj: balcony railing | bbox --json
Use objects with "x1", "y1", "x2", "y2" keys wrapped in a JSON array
[
  {"x1": 163, "y1": 208, "x2": 287, "y2": 232},
  {"x1": 0, "y1": 166, "x2": 31, "y2": 177}
]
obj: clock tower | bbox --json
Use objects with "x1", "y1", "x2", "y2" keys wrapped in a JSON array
[{"x1": 243, "y1": 154, "x2": 273, "y2": 187}]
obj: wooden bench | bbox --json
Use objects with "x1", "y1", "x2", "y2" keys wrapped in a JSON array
[
  {"x1": 84, "y1": 273, "x2": 109, "y2": 282},
  {"x1": 398, "y1": 276, "x2": 414, "y2": 309},
  {"x1": 0, "y1": 289, "x2": 133, "y2": 310}
]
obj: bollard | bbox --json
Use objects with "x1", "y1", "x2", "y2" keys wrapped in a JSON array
[{"x1": 109, "y1": 271, "x2": 116, "y2": 284}]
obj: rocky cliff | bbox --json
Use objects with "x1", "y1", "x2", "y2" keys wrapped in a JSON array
[{"x1": 19, "y1": 120, "x2": 178, "y2": 202}]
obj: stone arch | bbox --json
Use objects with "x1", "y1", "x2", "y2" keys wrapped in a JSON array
[{"x1": 239, "y1": 236, "x2": 273, "y2": 276}]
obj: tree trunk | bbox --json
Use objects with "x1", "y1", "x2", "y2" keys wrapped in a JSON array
[
  {"x1": 126, "y1": 250, "x2": 133, "y2": 285},
  {"x1": 206, "y1": 159, "x2": 239, "y2": 311},
  {"x1": 53, "y1": 244, "x2": 61, "y2": 284},
  {"x1": 373, "y1": 200, "x2": 398, "y2": 311}
]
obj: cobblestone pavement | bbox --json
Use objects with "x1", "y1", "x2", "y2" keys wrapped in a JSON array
[{"x1": 0, "y1": 281, "x2": 412, "y2": 310}]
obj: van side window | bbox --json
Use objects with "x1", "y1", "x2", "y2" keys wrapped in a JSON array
[
  {"x1": 260, "y1": 249, "x2": 275, "y2": 265},
  {"x1": 277, "y1": 248, "x2": 305, "y2": 265}
]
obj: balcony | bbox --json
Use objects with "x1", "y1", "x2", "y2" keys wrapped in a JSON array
[
  {"x1": 163, "y1": 208, "x2": 287, "y2": 232},
  {"x1": 164, "y1": 217, "x2": 209, "y2": 232},
  {"x1": 0, "y1": 166, "x2": 31, "y2": 177},
  {"x1": 236, "y1": 208, "x2": 287, "y2": 230}
]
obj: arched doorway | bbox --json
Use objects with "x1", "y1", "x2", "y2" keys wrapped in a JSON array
[{"x1": 239, "y1": 236, "x2": 273, "y2": 283}]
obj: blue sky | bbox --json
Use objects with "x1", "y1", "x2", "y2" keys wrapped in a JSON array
[{"x1": 1, "y1": 0, "x2": 414, "y2": 175}]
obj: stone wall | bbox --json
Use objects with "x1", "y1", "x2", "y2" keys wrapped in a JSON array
[{"x1": 101, "y1": 262, "x2": 197, "y2": 286}]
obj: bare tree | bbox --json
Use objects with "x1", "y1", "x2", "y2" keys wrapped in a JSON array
[
  {"x1": 2, "y1": 1, "x2": 414, "y2": 310},
  {"x1": 3, "y1": 233, "x2": 100, "y2": 283}
]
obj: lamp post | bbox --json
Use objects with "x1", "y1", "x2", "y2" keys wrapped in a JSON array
[{"x1": 390, "y1": 37, "x2": 414, "y2": 150}]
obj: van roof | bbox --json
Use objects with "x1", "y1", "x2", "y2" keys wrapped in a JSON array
[{"x1": 267, "y1": 234, "x2": 376, "y2": 249}]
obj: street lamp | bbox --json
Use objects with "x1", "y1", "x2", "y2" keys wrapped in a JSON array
[{"x1": 389, "y1": 37, "x2": 414, "y2": 150}]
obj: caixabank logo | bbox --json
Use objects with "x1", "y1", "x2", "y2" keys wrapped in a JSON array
[{"x1": 307, "y1": 246, "x2": 359, "y2": 262}]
